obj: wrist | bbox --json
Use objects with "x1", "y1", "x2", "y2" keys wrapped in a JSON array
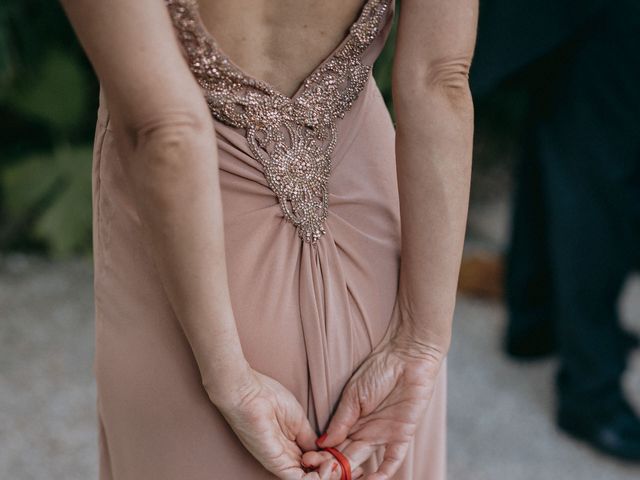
[
  {"x1": 390, "y1": 326, "x2": 448, "y2": 364},
  {"x1": 385, "y1": 300, "x2": 450, "y2": 365},
  {"x1": 202, "y1": 356, "x2": 257, "y2": 410}
]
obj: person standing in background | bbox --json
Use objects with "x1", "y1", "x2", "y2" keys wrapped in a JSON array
[{"x1": 471, "y1": 0, "x2": 640, "y2": 461}]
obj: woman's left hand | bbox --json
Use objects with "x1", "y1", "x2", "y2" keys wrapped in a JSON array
[{"x1": 302, "y1": 303, "x2": 446, "y2": 480}]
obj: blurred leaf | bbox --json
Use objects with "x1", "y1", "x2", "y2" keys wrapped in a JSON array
[
  {"x1": 2, "y1": 151, "x2": 60, "y2": 216},
  {"x1": 0, "y1": 21, "x2": 12, "y2": 85},
  {"x1": 0, "y1": 2, "x2": 17, "y2": 88},
  {"x1": 1, "y1": 144, "x2": 93, "y2": 256},
  {"x1": 0, "y1": 0, "x2": 78, "y2": 87},
  {"x1": 35, "y1": 145, "x2": 93, "y2": 257},
  {"x1": 0, "y1": 105, "x2": 55, "y2": 163},
  {"x1": 7, "y1": 49, "x2": 89, "y2": 134}
]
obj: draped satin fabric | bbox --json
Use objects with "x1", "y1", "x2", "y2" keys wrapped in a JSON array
[{"x1": 91, "y1": 0, "x2": 447, "y2": 478}]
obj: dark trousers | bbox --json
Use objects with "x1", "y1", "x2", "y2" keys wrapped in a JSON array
[{"x1": 505, "y1": 1, "x2": 640, "y2": 415}]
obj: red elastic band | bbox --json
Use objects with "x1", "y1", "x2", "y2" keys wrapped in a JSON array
[{"x1": 322, "y1": 446, "x2": 352, "y2": 480}]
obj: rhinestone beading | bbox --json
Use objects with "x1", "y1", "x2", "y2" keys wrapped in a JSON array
[{"x1": 165, "y1": 0, "x2": 391, "y2": 243}]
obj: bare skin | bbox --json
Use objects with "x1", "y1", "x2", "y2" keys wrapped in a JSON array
[
  {"x1": 58, "y1": 0, "x2": 477, "y2": 478},
  {"x1": 197, "y1": 0, "x2": 367, "y2": 98}
]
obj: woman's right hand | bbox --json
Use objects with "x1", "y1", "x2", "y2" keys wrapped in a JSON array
[{"x1": 210, "y1": 367, "x2": 321, "y2": 480}]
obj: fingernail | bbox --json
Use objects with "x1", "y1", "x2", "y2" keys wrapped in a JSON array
[{"x1": 316, "y1": 432, "x2": 327, "y2": 447}]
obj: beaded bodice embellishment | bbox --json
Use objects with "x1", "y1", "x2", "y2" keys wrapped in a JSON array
[{"x1": 165, "y1": 0, "x2": 391, "y2": 243}]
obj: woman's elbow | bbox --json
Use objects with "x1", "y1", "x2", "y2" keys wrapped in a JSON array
[
  {"x1": 130, "y1": 109, "x2": 211, "y2": 150},
  {"x1": 393, "y1": 56, "x2": 474, "y2": 115},
  {"x1": 115, "y1": 108, "x2": 216, "y2": 189}
]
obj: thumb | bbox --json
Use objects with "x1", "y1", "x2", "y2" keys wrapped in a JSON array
[
  {"x1": 317, "y1": 387, "x2": 360, "y2": 448},
  {"x1": 296, "y1": 413, "x2": 319, "y2": 452}
]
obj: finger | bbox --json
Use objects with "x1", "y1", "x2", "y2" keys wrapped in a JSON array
[
  {"x1": 353, "y1": 466, "x2": 365, "y2": 479},
  {"x1": 348, "y1": 417, "x2": 416, "y2": 444},
  {"x1": 295, "y1": 415, "x2": 319, "y2": 452},
  {"x1": 308, "y1": 438, "x2": 377, "y2": 478},
  {"x1": 318, "y1": 388, "x2": 361, "y2": 448},
  {"x1": 301, "y1": 436, "x2": 353, "y2": 469},
  {"x1": 300, "y1": 471, "x2": 321, "y2": 480},
  {"x1": 317, "y1": 458, "x2": 342, "y2": 480},
  {"x1": 340, "y1": 439, "x2": 378, "y2": 471},
  {"x1": 305, "y1": 439, "x2": 354, "y2": 480},
  {"x1": 365, "y1": 442, "x2": 408, "y2": 480},
  {"x1": 301, "y1": 450, "x2": 334, "y2": 469},
  {"x1": 282, "y1": 465, "x2": 317, "y2": 480}
]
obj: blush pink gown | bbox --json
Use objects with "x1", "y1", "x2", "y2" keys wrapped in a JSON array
[{"x1": 91, "y1": 0, "x2": 447, "y2": 478}]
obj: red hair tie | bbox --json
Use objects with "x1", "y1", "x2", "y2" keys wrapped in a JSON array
[{"x1": 321, "y1": 446, "x2": 352, "y2": 480}]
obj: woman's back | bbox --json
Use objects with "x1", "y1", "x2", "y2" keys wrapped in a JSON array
[{"x1": 196, "y1": 0, "x2": 369, "y2": 97}]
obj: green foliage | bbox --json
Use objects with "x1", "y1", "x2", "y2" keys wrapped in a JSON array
[
  {"x1": 0, "y1": 0, "x2": 97, "y2": 257},
  {"x1": 0, "y1": 0, "x2": 81, "y2": 90},
  {"x1": 0, "y1": 2, "x2": 20, "y2": 88},
  {"x1": 7, "y1": 49, "x2": 89, "y2": 133},
  {"x1": 1, "y1": 144, "x2": 93, "y2": 257},
  {"x1": 0, "y1": 17, "x2": 11, "y2": 85}
]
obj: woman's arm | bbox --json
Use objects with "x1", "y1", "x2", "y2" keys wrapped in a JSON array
[
  {"x1": 59, "y1": 0, "x2": 248, "y2": 404},
  {"x1": 391, "y1": 0, "x2": 477, "y2": 361},
  {"x1": 307, "y1": 1, "x2": 478, "y2": 478},
  {"x1": 59, "y1": 2, "x2": 318, "y2": 477}
]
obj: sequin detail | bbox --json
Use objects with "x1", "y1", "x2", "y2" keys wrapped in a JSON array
[{"x1": 166, "y1": 0, "x2": 391, "y2": 243}]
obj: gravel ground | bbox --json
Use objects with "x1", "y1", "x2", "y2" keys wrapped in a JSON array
[{"x1": 1, "y1": 196, "x2": 640, "y2": 479}]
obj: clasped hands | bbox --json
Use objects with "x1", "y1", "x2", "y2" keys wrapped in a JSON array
[{"x1": 209, "y1": 301, "x2": 447, "y2": 480}]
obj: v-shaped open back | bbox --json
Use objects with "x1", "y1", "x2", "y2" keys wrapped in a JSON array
[{"x1": 186, "y1": 0, "x2": 385, "y2": 102}]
